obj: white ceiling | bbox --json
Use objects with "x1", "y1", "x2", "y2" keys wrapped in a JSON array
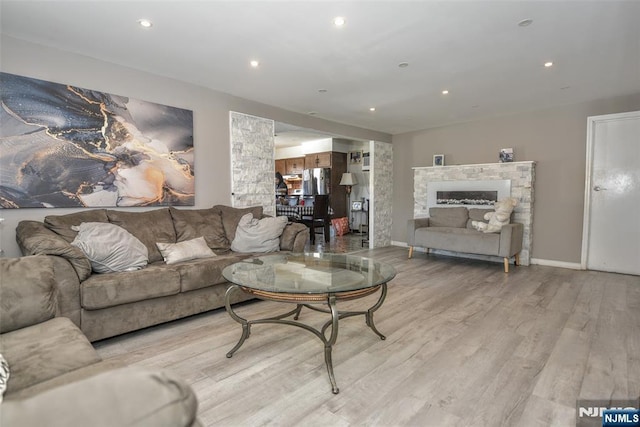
[{"x1": 2, "y1": 1, "x2": 639, "y2": 135}]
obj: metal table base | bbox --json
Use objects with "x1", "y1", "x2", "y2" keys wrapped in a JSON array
[{"x1": 224, "y1": 283, "x2": 388, "y2": 394}]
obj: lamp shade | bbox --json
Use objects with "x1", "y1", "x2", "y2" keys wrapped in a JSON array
[{"x1": 339, "y1": 173, "x2": 356, "y2": 186}]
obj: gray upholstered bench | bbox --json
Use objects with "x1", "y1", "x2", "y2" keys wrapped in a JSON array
[{"x1": 407, "y1": 206, "x2": 523, "y2": 272}]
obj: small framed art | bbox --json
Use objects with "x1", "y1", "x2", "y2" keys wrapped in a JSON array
[
  {"x1": 349, "y1": 151, "x2": 362, "y2": 164},
  {"x1": 433, "y1": 154, "x2": 445, "y2": 166},
  {"x1": 499, "y1": 148, "x2": 514, "y2": 162},
  {"x1": 351, "y1": 201, "x2": 363, "y2": 211}
]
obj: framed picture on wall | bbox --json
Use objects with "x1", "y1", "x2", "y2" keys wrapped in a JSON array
[
  {"x1": 433, "y1": 154, "x2": 445, "y2": 166},
  {"x1": 349, "y1": 151, "x2": 362, "y2": 164}
]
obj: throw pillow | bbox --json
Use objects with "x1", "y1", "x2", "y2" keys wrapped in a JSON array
[
  {"x1": 156, "y1": 236, "x2": 217, "y2": 265},
  {"x1": 0, "y1": 353, "x2": 10, "y2": 402},
  {"x1": 331, "y1": 217, "x2": 349, "y2": 236},
  {"x1": 213, "y1": 205, "x2": 264, "y2": 243},
  {"x1": 231, "y1": 213, "x2": 288, "y2": 253},
  {"x1": 71, "y1": 222, "x2": 149, "y2": 273}
]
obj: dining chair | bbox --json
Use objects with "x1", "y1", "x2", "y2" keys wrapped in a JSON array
[{"x1": 301, "y1": 195, "x2": 330, "y2": 244}]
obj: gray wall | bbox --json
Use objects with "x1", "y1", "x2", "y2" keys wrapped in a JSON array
[
  {"x1": 0, "y1": 36, "x2": 391, "y2": 257},
  {"x1": 392, "y1": 94, "x2": 640, "y2": 263}
]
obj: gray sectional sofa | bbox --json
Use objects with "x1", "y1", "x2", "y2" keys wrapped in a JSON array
[
  {"x1": 15, "y1": 205, "x2": 309, "y2": 342},
  {"x1": 407, "y1": 206, "x2": 523, "y2": 272},
  {"x1": 0, "y1": 255, "x2": 200, "y2": 426}
]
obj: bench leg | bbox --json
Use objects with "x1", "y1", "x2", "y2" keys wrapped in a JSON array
[
  {"x1": 503, "y1": 257, "x2": 510, "y2": 273},
  {"x1": 514, "y1": 253, "x2": 520, "y2": 266},
  {"x1": 408, "y1": 246, "x2": 414, "y2": 259}
]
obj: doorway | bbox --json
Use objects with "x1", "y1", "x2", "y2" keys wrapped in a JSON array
[{"x1": 582, "y1": 110, "x2": 640, "y2": 275}]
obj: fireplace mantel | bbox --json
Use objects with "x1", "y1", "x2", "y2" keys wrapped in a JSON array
[
  {"x1": 413, "y1": 161, "x2": 535, "y2": 265},
  {"x1": 412, "y1": 160, "x2": 535, "y2": 170}
]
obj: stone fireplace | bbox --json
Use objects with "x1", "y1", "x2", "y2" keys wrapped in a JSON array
[{"x1": 413, "y1": 161, "x2": 535, "y2": 265}]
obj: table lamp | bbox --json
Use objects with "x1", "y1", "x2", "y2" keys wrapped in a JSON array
[{"x1": 339, "y1": 173, "x2": 357, "y2": 231}]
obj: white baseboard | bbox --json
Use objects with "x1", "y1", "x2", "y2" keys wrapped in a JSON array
[
  {"x1": 530, "y1": 258, "x2": 583, "y2": 270},
  {"x1": 391, "y1": 240, "x2": 408, "y2": 248}
]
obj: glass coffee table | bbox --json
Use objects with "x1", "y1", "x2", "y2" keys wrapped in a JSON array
[{"x1": 222, "y1": 252, "x2": 396, "y2": 394}]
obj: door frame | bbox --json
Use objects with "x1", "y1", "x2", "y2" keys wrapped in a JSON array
[{"x1": 580, "y1": 110, "x2": 640, "y2": 270}]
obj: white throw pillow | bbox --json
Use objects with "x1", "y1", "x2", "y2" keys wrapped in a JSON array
[
  {"x1": 231, "y1": 213, "x2": 288, "y2": 253},
  {"x1": 0, "y1": 353, "x2": 10, "y2": 402},
  {"x1": 71, "y1": 222, "x2": 148, "y2": 273},
  {"x1": 156, "y1": 236, "x2": 216, "y2": 264}
]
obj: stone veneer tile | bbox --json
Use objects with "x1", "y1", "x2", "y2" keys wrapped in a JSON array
[
  {"x1": 371, "y1": 141, "x2": 393, "y2": 248},
  {"x1": 230, "y1": 112, "x2": 276, "y2": 217}
]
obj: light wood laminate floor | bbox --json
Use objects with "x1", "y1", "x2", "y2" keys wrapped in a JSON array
[{"x1": 95, "y1": 246, "x2": 640, "y2": 426}]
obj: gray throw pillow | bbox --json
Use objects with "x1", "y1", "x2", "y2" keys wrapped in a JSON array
[
  {"x1": 231, "y1": 214, "x2": 288, "y2": 253},
  {"x1": 71, "y1": 222, "x2": 148, "y2": 273},
  {"x1": 156, "y1": 237, "x2": 217, "y2": 265}
]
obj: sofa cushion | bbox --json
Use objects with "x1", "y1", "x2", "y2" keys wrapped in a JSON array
[
  {"x1": 5, "y1": 359, "x2": 123, "y2": 401},
  {"x1": 0, "y1": 256, "x2": 56, "y2": 334},
  {"x1": 80, "y1": 265, "x2": 181, "y2": 310},
  {"x1": 107, "y1": 209, "x2": 176, "y2": 263},
  {"x1": 175, "y1": 253, "x2": 250, "y2": 292},
  {"x1": 467, "y1": 208, "x2": 493, "y2": 229},
  {"x1": 71, "y1": 222, "x2": 149, "y2": 273},
  {"x1": 0, "y1": 317, "x2": 101, "y2": 396},
  {"x1": 428, "y1": 207, "x2": 469, "y2": 228},
  {"x1": 169, "y1": 207, "x2": 229, "y2": 250},
  {"x1": 214, "y1": 205, "x2": 263, "y2": 244},
  {"x1": 16, "y1": 221, "x2": 93, "y2": 282},
  {"x1": 415, "y1": 227, "x2": 500, "y2": 255},
  {"x1": 156, "y1": 237, "x2": 216, "y2": 265},
  {"x1": 231, "y1": 214, "x2": 288, "y2": 253},
  {"x1": 44, "y1": 209, "x2": 108, "y2": 243},
  {"x1": 1, "y1": 367, "x2": 199, "y2": 427}
]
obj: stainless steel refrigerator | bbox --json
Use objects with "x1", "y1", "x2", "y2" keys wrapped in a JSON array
[{"x1": 303, "y1": 168, "x2": 330, "y2": 196}]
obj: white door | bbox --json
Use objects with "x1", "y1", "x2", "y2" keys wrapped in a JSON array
[{"x1": 583, "y1": 111, "x2": 640, "y2": 275}]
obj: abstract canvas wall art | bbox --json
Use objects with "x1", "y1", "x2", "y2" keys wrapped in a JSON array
[{"x1": 0, "y1": 72, "x2": 194, "y2": 208}]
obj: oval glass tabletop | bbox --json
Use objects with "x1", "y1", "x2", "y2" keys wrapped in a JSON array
[{"x1": 222, "y1": 252, "x2": 396, "y2": 294}]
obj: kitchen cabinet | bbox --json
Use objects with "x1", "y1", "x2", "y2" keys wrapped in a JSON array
[
  {"x1": 275, "y1": 159, "x2": 286, "y2": 175},
  {"x1": 304, "y1": 152, "x2": 332, "y2": 169},
  {"x1": 285, "y1": 157, "x2": 305, "y2": 175}
]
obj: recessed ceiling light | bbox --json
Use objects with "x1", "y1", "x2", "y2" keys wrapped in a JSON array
[
  {"x1": 137, "y1": 19, "x2": 153, "y2": 28},
  {"x1": 561, "y1": 86, "x2": 571, "y2": 90},
  {"x1": 250, "y1": 60, "x2": 260, "y2": 68},
  {"x1": 318, "y1": 89, "x2": 327, "y2": 93},
  {"x1": 544, "y1": 61, "x2": 553, "y2": 68},
  {"x1": 333, "y1": 16, "x2": 346, "y2": 27},
  {"x1": 442, "y1": 90, "x2": 449, "y2": 95},
  {"x1": 518, "y1": 19, "x2": 533, "y2": 27},
  {"x1": 369, "y1": 107, "x2": 376, "y2": 112},
  {"x1": 398, "y1": 62, "x2": 409, "y2": 68}
]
